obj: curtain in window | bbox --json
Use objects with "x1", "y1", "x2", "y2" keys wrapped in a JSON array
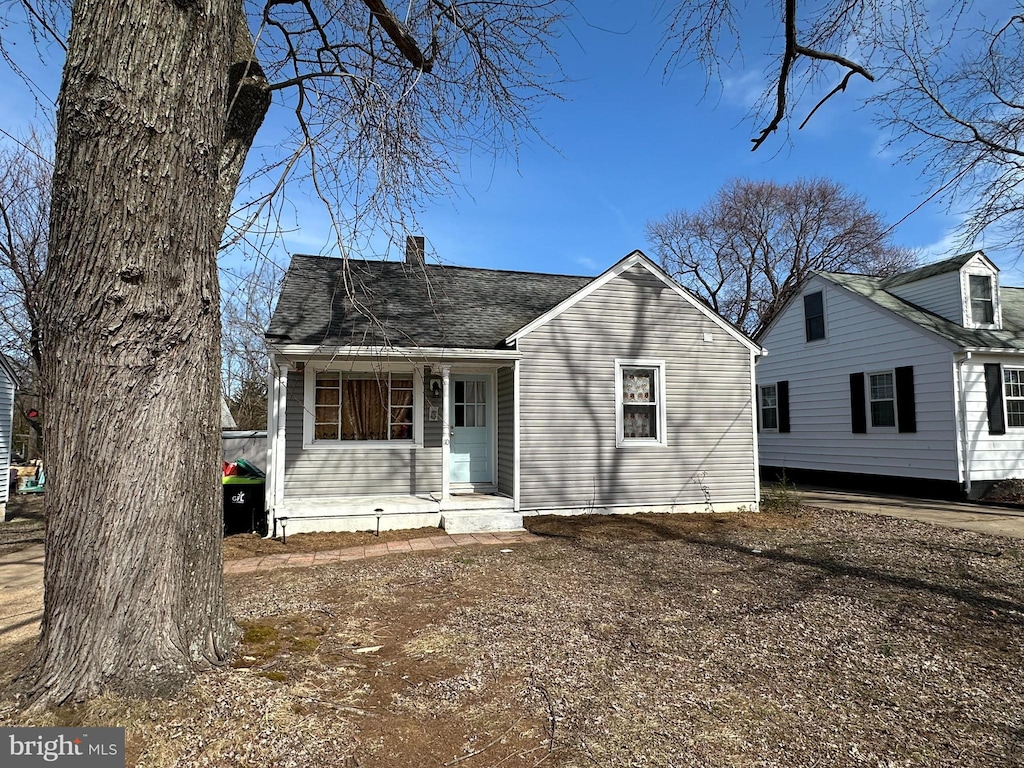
[
  {"x1": 342, "y1": 379, "x2": 388, "y2": 440},
  {"x1": 623, "y1": 369, "x2": 656, "y2": 438}
]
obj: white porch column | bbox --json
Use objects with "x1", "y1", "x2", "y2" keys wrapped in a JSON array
[
  {"x1": 513, "y1": 360, "x2": 521, "y2": 512},
  {"x1": 266, "y1": 355, "x2": 278, "y2": 515},
  {"x1": 274, "y1": 363, "x2": 288, "y2": 511},
  {"x1": 441, "y1": 365, "x2": 451, "y2": 502}
]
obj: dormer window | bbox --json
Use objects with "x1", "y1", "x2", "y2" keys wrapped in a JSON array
[{"x1": 969, "y1": 274, "x2": 995, "y2": 324}]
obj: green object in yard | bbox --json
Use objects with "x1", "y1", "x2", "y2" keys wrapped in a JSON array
[
  {"x1": 18, "y1": 466, "x2": 45, "y2": 494},
  {"x1": 222, "y1": 476, "x2": 265, "y2": 485}
]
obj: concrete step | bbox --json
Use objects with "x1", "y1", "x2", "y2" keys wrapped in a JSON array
[{"x1": 440, "y1": 511, "x2": 525, "y2": 534}]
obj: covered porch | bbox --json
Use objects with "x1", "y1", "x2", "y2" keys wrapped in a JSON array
[{"x1": 266, "y1": 343, "x2": 523, "y2": 536}]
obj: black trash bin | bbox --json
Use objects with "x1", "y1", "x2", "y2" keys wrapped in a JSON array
[{"x1": 223, "y1": 474, "x2": 266, "y2": 536}]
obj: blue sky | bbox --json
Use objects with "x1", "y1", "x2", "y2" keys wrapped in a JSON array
[{"x1": 1, "y1": 2, "x2": 1017, "y2": 284}]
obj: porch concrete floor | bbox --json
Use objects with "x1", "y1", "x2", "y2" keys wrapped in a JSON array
[{"x1": 277, "y1": 492, "x2": 514, "y2": 516}]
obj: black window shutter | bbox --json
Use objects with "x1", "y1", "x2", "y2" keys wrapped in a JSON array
[
  {"x1": 985, "y1": 363, "x2": 1006, "y2": 435},
  {"x1": 850, "y1": 372, "x2": 866, "y2": 433},
  {"x1": 756, "y1": 389, "x2": 761, "y2": 432},
  {"x1": 895, "y1": 366, "x2": 917, "y2": 433},
  {"x1": 777, "y1": 380, "x2": 790, "y2": 433}
]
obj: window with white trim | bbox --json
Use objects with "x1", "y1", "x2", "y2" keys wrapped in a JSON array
[
  {"x1": 804, "y1": 291, "x2": 825, "y2": 341},
  {"x1": 969, "y1": 274, "x2": 995, "y2": 325},
  {"x1": 760, "y1": 384, "x2": 778, "y2": 430},
  {"x1": 314, "y1": 371, "x2": 414, "y2": 441},
  {"x1": 615, "y1": 360, "x2": 667, "y2": 447},
  {"x1": 868, "y1": 371, "x2": 896, "y2": 428},
  {"x1": 1004, "y1": 368, "x2": 1024, "y2": 428}
]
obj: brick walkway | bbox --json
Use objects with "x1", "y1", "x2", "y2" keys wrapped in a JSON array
[{"x1": 223, "y1": 530, "x2": 544, "y2": 575}]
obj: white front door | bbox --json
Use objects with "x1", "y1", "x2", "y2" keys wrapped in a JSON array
[{"x1": 450, "y1": 375, "x2": 493, "y2": 485}]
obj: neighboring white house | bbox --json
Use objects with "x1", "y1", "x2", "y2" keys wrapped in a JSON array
[
  {"x1": 0, "y1": 355, "x2": 17, "y2": 521},
  {"x1": 263, "y1": 244, "x2": 764, "y2": 534},
  {"x1": 756, "y1": 251, "x2": 1024, "y2": 497}
]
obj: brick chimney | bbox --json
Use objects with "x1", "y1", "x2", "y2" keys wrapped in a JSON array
[{"x1": 405, "y1": 235, "x2": 425, "y2": 265}]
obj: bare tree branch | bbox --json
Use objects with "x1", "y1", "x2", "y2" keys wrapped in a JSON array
[{"x1": 647, "y1": 178, "x2": 916, "y2": 335}]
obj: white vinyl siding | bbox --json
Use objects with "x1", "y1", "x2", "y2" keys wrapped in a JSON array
[
  {"x1": 757, "y1": 277, "x2": 960, "y2": 481},
  {"x1": 960, "y1": 357, "x2": 1024, "y2": 481},
  {"x1": 516, "y1": 264, "x2": 758, "y2": 511},
  {"x1": 887, "y1": 271, "x2": 963, "y2": 323},
  {"x1": 0, "y1": 365, "x2": 14, "y2": 507}
]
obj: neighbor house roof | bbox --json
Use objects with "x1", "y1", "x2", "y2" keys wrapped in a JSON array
[
  {"x1": 818, "y1": 271, "x2": 1024, "y2": 352},
  {"x1": 880, "y1": 251, "x2": 983, "y2": 288},
  {"x1": 266, "y1": 255, "x2": 593, "y2": 349},
  {"x1": 0, "y1": 354, "x2": 18, "y2": 385}
]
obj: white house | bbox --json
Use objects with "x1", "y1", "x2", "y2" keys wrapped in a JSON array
[
  {"x1": 264, "y1": 244, "x2": 764, "y2": 534},
  {"x1": 0, "y1": 355, "x2": 17, "y2": 520},
  {"x1": 756, "y1": 251, "x2": 1024, "y2": 497}
]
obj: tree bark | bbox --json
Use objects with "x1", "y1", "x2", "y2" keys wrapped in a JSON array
[{"x1": 25, "y1": 0, "x2": 247, "y2": 704}]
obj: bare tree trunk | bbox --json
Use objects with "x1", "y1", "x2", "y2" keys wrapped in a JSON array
[{"x1": 25, "y1": 0, "x2": 242, "y2": 705}]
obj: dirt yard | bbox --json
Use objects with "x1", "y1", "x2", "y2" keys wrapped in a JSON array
[
  {"x1": 1, "y1": 506, "x2": 1023, "y2": 767},
  {"x1": 0, "y1": 495, "x2": 44, "y2": 555}
]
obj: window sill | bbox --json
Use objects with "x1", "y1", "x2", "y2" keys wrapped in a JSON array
[
  {"x1": 302, "y1": 440, "x2": 420, "y2": 451},
  {"x1": 616, "y1": 439, "x2": 668, "y2": 448}
]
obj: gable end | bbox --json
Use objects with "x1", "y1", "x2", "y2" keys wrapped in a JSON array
[{"x1": 506, "y1": 250, "x2": 762, "y2": 354}]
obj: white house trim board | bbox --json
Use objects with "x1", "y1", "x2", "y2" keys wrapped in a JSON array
[
  {"x1": 513, "y1": 358, "x2": 521, "y2": 512},
  {"x1": 504, "y1": 250, "x2": 763, "y2": 355},
  {"x1": 274, "y1": 361, "x2": 288, "y2": 511},
  {"x1": 272, "y1": 344, "x2": 521, "y2": 363},
  {"x1": 266, "y1": 355, "x2": 278, "y2": 514},
  {"x1": 441, "y1": 365, "x2": 451, "y2": 502}
]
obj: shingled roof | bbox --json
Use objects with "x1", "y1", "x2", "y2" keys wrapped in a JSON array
[
  {"x1": 880, "y1": 251, "x2": 982, "y2": 288},
  {"x1": 817, "y1": 272, "x2": 1024, "y2": 351},
  {"x1": 266, "y1": 255, "x2": 594, "y2": 349}
]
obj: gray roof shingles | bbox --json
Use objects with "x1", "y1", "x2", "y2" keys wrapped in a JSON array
[
  {"x1": 879, "y1": 251, "x2": 981, "y2": 288},
  {"x1": 818, "y1": 270, "x2": 1024, "y2": 351},
  {"x1": 266, "y1": 255, "x2": 594, "y2": 349}
]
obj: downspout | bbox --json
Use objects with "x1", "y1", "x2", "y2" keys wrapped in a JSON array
[{"x1": 956, "y1": 351, "x2": 972, "y2": 497}]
